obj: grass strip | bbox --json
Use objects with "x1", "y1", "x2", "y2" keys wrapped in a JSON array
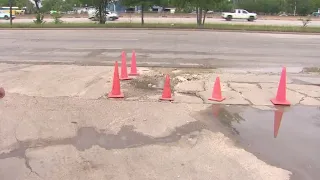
[{"x1": 1, "y1": 22, "x2": 320, "y2": 33}]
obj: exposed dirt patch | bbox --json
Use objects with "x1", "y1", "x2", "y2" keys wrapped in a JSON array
[{"x1": 117, "y1": 67, "x2": 215, "y2": 101}]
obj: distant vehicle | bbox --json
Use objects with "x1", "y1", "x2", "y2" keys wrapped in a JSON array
[
  {"x1": 278, "y1": 12, "x2": 288, "y2": 16},
  {"x1": 312, "y1": 12, "x2": 320, "y2": 17},
  {"x1": 221, "y1": 9, "x2": 257, "y2": 21},
  {"x1": 50, "y1": 10, "x2": 58, "y2": 14},
  {"x1": 0, "y1": 11, "x2": 15, "y2": 20},
  {"x1": 0, "y1": 6, "x2": 18, "y2": 15},
  {"x1": 88, "y1": 8, "x2": 119, "y2": 21}
]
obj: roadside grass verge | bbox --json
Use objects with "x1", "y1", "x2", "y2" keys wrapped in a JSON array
[
  {"x1": 1, "y1": 22, "x2": 320, "y2": 33},
  {"x1": 303, "y1": 67, "x2": 320, "y2": 74}
]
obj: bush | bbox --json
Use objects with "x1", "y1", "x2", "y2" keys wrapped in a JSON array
[
  {"x1": 299, "y1": 16, "x2": 311, "y2": 27},
  {"x1": 51, "y1": 12, "x2": 63, "y2": 24},
  {"x1": 34, "y1": 13, "x2": 45, "y2": 24}
]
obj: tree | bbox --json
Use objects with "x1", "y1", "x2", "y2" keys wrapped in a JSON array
[
  {"x1": 0, "y1": 0, "x2": 8, "y2": 6},
  {"x1": 78, "y1": 0, "x2": 94, "y2": 6},
  {"x1": 42, "y1": 0, "x2": 79, "y2": 12},
  {"x1": 213, "y1": 0, "x2": 233, "y2": 12},
  {"x1": 237, "y1": 0, "x2": 282, "y2": 15},
  {"x1": 237, "y1": 0, "x2": 317, "y2": 15},
  {"x1": 121, "y1": 0, "x2": 153, "y2": 25},
  {"x1": 173, "y1": 0, "x2": 223, "y2": 26},
  {"x1": 14, "y1": 0, "x2": 29, "y2": 8},
  {"x1": 282, "y1": 0, "x2": 314, "y2": 15}
]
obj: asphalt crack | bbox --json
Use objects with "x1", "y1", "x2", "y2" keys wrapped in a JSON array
[
  {"x1": 299, "y1": 96, "x2": 306, "y2": 104},
  {"x1": 0, "y1": 106, "x2": 244, "y2": 164},
  {"x1": 178, "y1": 91, "x2": 205, "y2": 103},
  {"x1": 12, "y1": 130, "x2": 41, "y2": 178},
  {"x1": 227, "y1": 82, "x2": 253, "y2": 105},
  {"x1": 256, "y1": 83, "x2": 262, "y2": 89},
  {"x1": 287, "y1": 87, "x2": 313, "y2": 104}
]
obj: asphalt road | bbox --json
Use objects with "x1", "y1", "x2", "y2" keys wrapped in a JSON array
[{"x1": 1, "y1": 29, "x2": 320, "y2": 69}]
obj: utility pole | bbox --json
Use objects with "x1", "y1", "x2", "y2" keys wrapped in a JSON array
[{"x1": 9, "y1": 0, "x2": 13, "y2": 27}]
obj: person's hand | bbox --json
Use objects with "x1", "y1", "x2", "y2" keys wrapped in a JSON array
[{"x1": 0, "y1": 87, "x2": 5, "y2": 99}]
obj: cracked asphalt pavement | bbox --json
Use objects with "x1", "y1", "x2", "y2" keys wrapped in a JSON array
[
  {"x1": 0, "y1": 29, "x2": 320, "y2": 180},
  {"x1": 1, "y1": 94, "x2": 293, "y2": 180},
  {"x1": 0, "y1": 63, "x2": 320, "y2": 180}
]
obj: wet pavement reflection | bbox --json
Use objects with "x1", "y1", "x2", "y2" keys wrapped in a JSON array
[{"x1": 212, "y1": 105, "x2": 320, "y2": 180}]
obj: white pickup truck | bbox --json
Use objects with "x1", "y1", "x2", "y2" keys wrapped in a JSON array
[
  {"x1": 88, "y1": 8, "x2": 119, "y2": 21},
  {"x1": 222, "y1": 9, "x2": 257, "y2": 21}
]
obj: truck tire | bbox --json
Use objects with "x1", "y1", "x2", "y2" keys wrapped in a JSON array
[
  {"x1": 4, "y1": 15, "x2": 9, "y2": 20},
  {"x1": 247, "y1": 16, "x2": 255, "y2": 22},
  {"x1": 226, "y1": 15, "x2": 232, "y2": 21}
]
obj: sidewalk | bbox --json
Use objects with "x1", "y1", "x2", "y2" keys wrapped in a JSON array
[{"x1": 0, "y1": 63, "x2": 319, "y2": 107}]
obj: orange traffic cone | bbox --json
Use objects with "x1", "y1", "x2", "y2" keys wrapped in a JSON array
[
  {"x1": 108, "y1": 61, "x2": 124, "y2": 98},
  {"x1": 120, "y1": 51, "x2": 132, "y2": 80},
  {"x1": 129, "y1": 50, "x2": 139, "y2": 76},
  {"x1": 271, "y1": 67, "x2": 290, "y2": 105},
  {"x1": 274, "y1": 109, "x2": 284, "y2": 138},
  {"x1": 208, "y1": 77, "x2": 225, "y2": 102},
  {"x1": 0, "y1": 87, "x2": 5, "y2": 99},
  {"x1": 160, "y1": 74, "x2": 173, "y2": 101}
]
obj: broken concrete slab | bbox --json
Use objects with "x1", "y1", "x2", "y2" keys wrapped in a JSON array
[
  {"x1": 218, "y1": 67, "x2": 303, "y2": 74},
  {"x1": 229, "y1": 83, "x2": 274, "y2": 106},
  {"x1": 260, "y1": 83, "x2": 306, "y2": 105},
  {"x1": 287, "y1": 84, "x2": 320, "y2": 98},
  {"x1": 0, "y1": 65, "x2": 113, "y2": 99},
  {"x1": 174, "y1": 92, "x2": 203, "y2": 104},
  {"x1": 300, "y1": 97, "x2": 320, "y2": 106},
  {"x1": 198, "y1": 90, "x2": 250, "y2": 105},
  {"x1": 0, "y1": 64, "x2": 318, "y2": 106},
  {"x1": 292, "y1": 76, "x2": 320, "y2": 85},
  {"x1": 206, "y1": 73, "x2": 293, "y2": 84},
  {"x1": 175, "y1": 80, "x2": 204, "y2": 93}
]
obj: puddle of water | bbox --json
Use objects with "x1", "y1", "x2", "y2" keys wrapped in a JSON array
[{"x1": 212, "y1": 105, "x2": 320, "y2": 180}]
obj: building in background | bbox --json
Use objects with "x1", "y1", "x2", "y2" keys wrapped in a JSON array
[{"x1": 107, "y1": 0, "x2": 141, "y2": 13}]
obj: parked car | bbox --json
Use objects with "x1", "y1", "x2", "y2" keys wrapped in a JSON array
[
  {"x1": 221, "y1": 9, "x2": 257, "y2": 21},
  {"x1": 0, "y1": 11, "x2": 15, "y2": 20},
  {"x1": 88, "y1": 8, "x2": 119, "y2": 21}
]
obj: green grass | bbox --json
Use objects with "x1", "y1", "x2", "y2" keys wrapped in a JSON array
[{"x1": 1, "y1": 22, "x2": 320, "y2": 33}]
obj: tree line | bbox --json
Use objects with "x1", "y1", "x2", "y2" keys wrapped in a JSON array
[
  {"x1": 1, "y1": 0, "x2": 319, "y2": 25},
  {"x1": 237, "y1": 0, "x2": 320, "y2": 16},
  {"x1": 1, "y1": 0, "x2": 319, "y2": 15}
]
